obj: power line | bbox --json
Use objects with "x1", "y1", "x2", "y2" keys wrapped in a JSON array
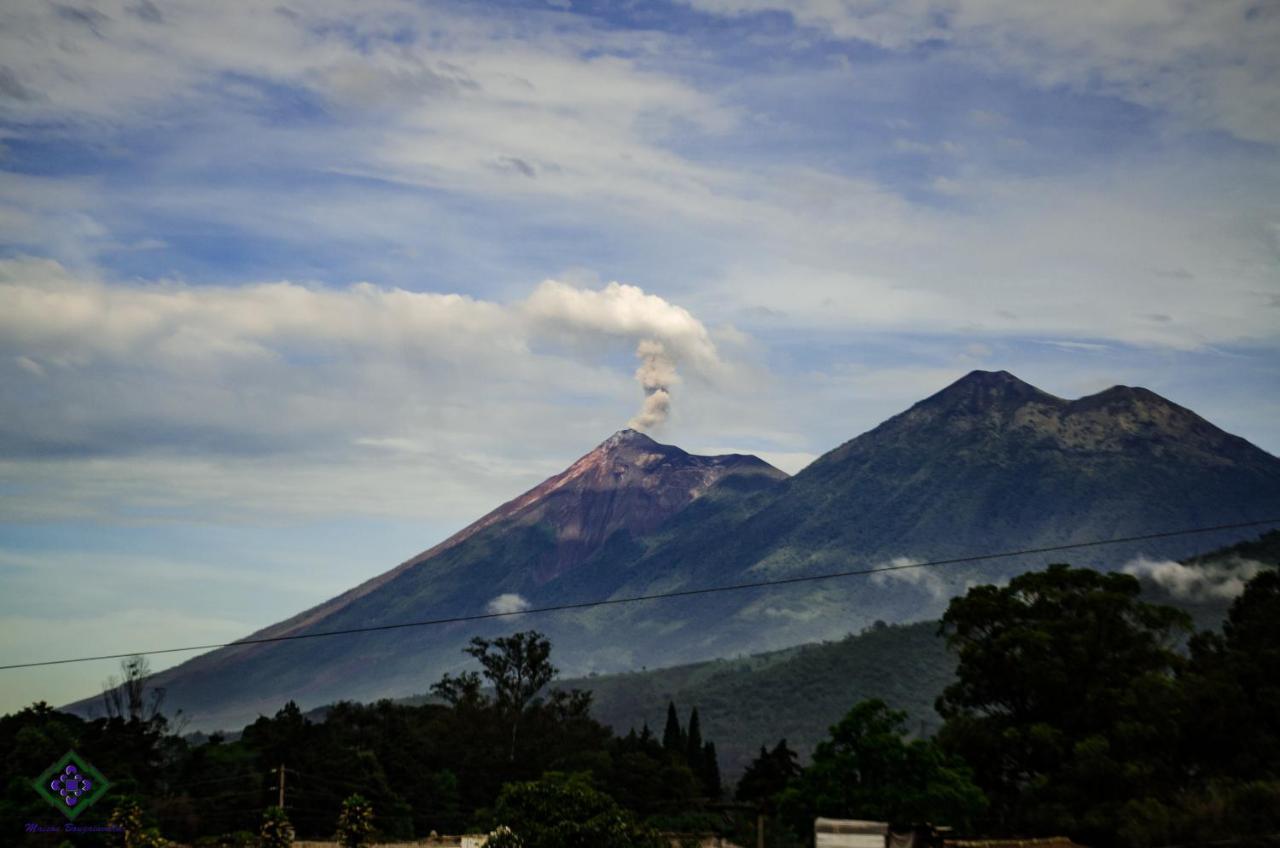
[{"x1": 2, "y1": 517, "x2": 1276, "y2": 672}]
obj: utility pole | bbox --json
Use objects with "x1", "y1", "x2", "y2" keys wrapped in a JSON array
[
  {"x1": 276, "y1": 764, "x2": 285, "y2": 809},
  {"x1": 757, "y1": 808, "x2": 765, "y2": 848}
]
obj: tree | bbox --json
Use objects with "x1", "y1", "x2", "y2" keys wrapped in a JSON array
[
  {"x1": 736, "y1": 739, "x2": 800, "y2": 809},
  {"x1": 430, "y1": 670, "x2": 485, "y2": 709},
  {"x1": 101, "y1": 655, "x2": 177, "y2": 728},
  {"x1": 259, "y1": 805, "x2": 294, "y2": 848},
  {"x1": 108, "y1": 798, "x2": 172, "y2": 847},
  {"x1": 936, "y1": 564, "x2": 1191, "y2": 841},
  {"x1": 662, "y1": 702, "x2": 684, "y2": 754},
  {"x1": 700, "y1": 741, "x2": 723, "y2": 800},
  {"x1": 1182, "y1": 568, "x2": 1280, "y2": 780},
  {"x1": 780, "y1": 701, "x2": 984, "y2": 831},
  {"x1": 486, "y1": 772, "x2": 660, "y2": 848},
  {"x1": 465, "y1": 631, "x2": 558, "y2": 760},
  {"x1": 685, "y1": 708, "x2": 703, "y2": 764},
  {"x1": 336, "y1": 794, "x2": 374, "y2": 848}
]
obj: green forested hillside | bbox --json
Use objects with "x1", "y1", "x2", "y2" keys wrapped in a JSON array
[
  {"x1": 565, "y1": 619, "x2": 954, "y2": 779},
  {"x1": 567, "y1": 530, "x2": 1280, "y2": 781}
]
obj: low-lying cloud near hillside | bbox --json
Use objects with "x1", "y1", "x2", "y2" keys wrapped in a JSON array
[{"x1": 1122, "y1": 556, "x2": 1269, "y2": 601}]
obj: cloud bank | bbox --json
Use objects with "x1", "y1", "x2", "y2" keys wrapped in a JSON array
[{"x1": 0, "y1": 258, "x2": 727, "y2": 521}]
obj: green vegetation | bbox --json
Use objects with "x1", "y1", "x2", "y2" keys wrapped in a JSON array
[
  {"x1": 0, "y1": 632, "x2": 731, "y2": 844},
  {"x1": 936, "y1": 565, "x2": 1193, "y2": 842},
  {"x1": 258, "y1": 806, "x2": 294, "y2": 848},
  {"x1": 780, "y1": 699, "x2": 986, "y2": 830},
  {"x1": 570, "y1": 618, "x2": 956, "y2": 778},
  {"x1": 483, "y1": 773, "x2": 661, "y2": 848},
  {"x1": 336, "y1": 794, "x2": 373, "y2": 847},
  {"x1": 729, "y1": 562, "x2": 1280, "y2": 848}
]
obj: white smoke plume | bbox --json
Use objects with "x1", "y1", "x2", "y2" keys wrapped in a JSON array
[
  {"x1": 0, "y1": 263, "x2": 729, "y2": 471},
  {"x1": 485, "y1": 593, "x2": 531, "y2": 615},
  {"x1": 628, "y1": 339, "x2": 678, "y2": 431},
  {"x1": 1122, "y1": 556, "x2": 1270, "y2": 601},
  {"x1": 523, "y1": 280, "x2": 722, "y2": 431}
]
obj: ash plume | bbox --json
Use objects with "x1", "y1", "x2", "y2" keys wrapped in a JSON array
[
  {"x1": 628, "y1": 339, "x2": 677, "y2": 431},
  {"x1": 519, "y1": 279, "x2": 724, "y2": 431}
]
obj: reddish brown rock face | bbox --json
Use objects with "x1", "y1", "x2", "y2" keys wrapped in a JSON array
[
  {"x1": 464, "y1": 429, "x2": 786, "y2": 584},
  {"x1": 218, "y1": 430, "x2": 787, "y2": 645}
]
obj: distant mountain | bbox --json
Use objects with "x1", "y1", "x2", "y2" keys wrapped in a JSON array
[{"x1": 65, "y1": 372, "x2": 1280, "y2": 730}]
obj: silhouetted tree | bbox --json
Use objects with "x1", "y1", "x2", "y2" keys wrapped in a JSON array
[
  {"x1": 465, "y1": 631, "x2": 558, "y2": 761},
  {"x1": 662, "y1": 701, "x2": 683, "y2": 754},
  {"x1": 736, "y1": 739, "x2": 800, "y2": 808},
  {"x1": 1182, "y1": 569, "x2": 1280, "y2": 780},
  {"x1": 686, "y1": 708, "x2": 703, "y2": 763},
  {"x1": 701, "y1": 740, "x2": 723, "y2": 800},
  {"x1": 100, "y1": 655, "x2": 179, "y2": 730}
]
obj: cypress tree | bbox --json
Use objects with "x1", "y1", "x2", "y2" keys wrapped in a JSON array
[
  {"x1": 686, "y1": 707, "x2": 703, "y2": 764},
  {"x1": 702, "y1": 740, "x2": 723, "y2": 799},
  {"x1": 662, "y1": 701, "x2": 684, "y2": 753}
]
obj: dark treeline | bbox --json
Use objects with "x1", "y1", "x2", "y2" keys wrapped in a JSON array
[
  {"x1": 1, "y1": 632, "x2": 726, "y2": 846},
  {"x1": 735, "y1": 564, "x2": 1280, "y2": 848},
  {"x1": 2, "y1": 562, "x2": 1278, "y2": 847}
]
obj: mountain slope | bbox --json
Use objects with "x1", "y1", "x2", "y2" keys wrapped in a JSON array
[
  {"x1": 68, "y1": 372, "x2": 1280, "y2": 730},
  {"x1": 564, "y1": 619, "x2": 954, "y2": 781},
  {"x1": 72, "y1": 431, "x2": 785, "y2": 728}
]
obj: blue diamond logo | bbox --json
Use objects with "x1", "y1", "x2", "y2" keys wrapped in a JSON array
[{"x1": 32, "y1": 750, "x2": 111, "y2": 820}]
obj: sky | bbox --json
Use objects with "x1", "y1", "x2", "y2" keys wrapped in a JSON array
[{"x1": 1, "y1": 0, "x2": 1278, "y2": 714}]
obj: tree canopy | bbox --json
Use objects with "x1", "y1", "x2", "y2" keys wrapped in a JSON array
[
  {"x1": 483, "y1": 773, "x2": 660, "y2": 848},
  {"x1": 780, "y1": 700, "x2": 985, "y2": 832},
  {"x1": 934, "y1": 562, "x2": 1280, "y2": 846}
]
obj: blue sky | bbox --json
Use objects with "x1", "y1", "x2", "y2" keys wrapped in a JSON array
[{"x1": 2, "y1": 0, "x2": 1278, "y2": 712}]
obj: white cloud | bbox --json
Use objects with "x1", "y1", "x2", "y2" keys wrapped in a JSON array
[
  {"x1": 0, "y1": 0, "x2": 739, "y2": 228},
  {"x1": 1123, "y1": 555, "x2": 1270, "y2": 601},
  {"x1": 486, "y1": 593, "x2": 532, "y2": 615},
  {"x1": 759, "y1": 605, "x2": 822, "y2": 622},
  {"x1": 869, "y1": 556, "x2": 997, "y2": 603},
  {"x1": 869, "y1": 557, "x2": 948, "y2": 600},
  {"x1": 686, "y1": 0, "x2": 1280, "y2": 144},
  {"x1": 2, "y1": 2, "x2": 1276, "y2": 361},
  {"x1": 710, "y1": 161, "x2": 1280, "y2": 350},
  {"x1": 0, "y1": 258, "x2": 741, "y2": 520}
]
